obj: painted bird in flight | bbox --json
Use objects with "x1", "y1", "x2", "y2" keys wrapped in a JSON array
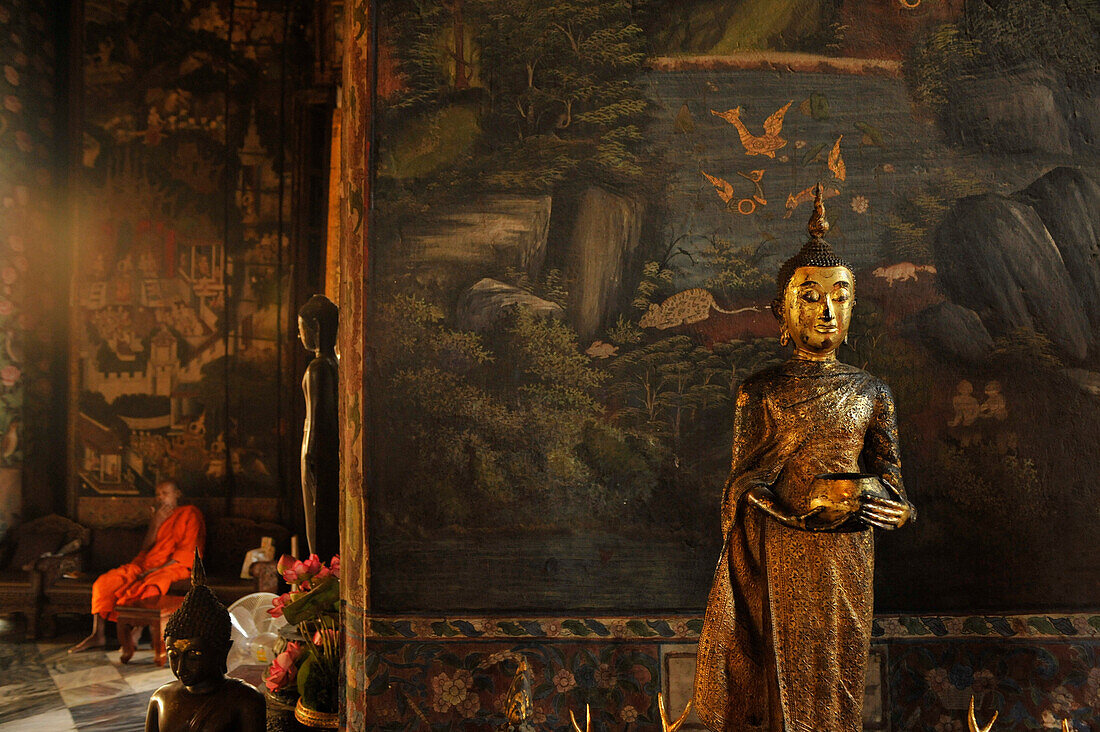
[{"x1": 711, "y1": 101, "x2": 793, "y2": 158}]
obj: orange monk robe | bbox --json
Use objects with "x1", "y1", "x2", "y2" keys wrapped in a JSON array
[{"x1": 90, "y1": 505, "x2": 205, "y2": 621}]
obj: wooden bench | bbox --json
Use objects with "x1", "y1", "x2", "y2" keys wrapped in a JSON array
[{"x1": 116, "y1": 594, "x2": 185, "y2": 666}]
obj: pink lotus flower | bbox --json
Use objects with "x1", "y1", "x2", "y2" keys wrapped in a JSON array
[
  {"x1": 276, "y1": 554, "x2": 296, "y2": 576},
  {"x1": 330, "y1": 555, "x2": 340, "y2": 578},
  {"x1": 283, "y1": 641, "x2": 304, "y2": 661},
  {"x1": 281, "y1": 559, "x2": 308, "y2": 583},
  {"x1": 266, "y1": 592, "x2": 292, "y2": 618},
  {"x1": 311, "y1": 628, "x2": 338, "y2": 647},
  {"x1": 264, "y1": 642, "x2": 304, "y2": 693},
  {"x1": 302, "y1": 554, "x2": 323, "y2": 576}
]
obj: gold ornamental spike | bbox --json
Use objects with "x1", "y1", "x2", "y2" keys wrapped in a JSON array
[
  {"x1": 503, "y1": 659, "x2": 533, "y2": 724},
  {"x1": 1062, "y1": 720, "x2": 1071, "y2": 732},
  {"x1": 968, "y1": 696, "x2": 998, "y2": 732},
  {"x1": 569, "y1": 703, "x2": 591, "y2": 732},
  {"x1": 658, "y1": 693, "x2": 693, "y2": 732},
  {"x1": 807, "y1": 182, "x2": 830, "y2": 240}
]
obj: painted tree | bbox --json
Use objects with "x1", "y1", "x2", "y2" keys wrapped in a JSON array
[
  {"x1": 382, "y1": 0, "x2": 478, "y2": 108},
  {"x1": 605, "y1": 336, "x2": 730, "y2": 457},
  {"x1": 442, "y1": 0, "x2": 474, "y2": 89},
  {"x1": 473, "y1": 0, "x2": 651, "y2": 186}
]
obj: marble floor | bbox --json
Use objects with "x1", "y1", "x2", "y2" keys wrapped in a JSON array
[
  {"x1": 0, "y1": 620, "x2": 266, "y2": 731},
  {"x1": 0, "y1": 633, "x2": 173, "y2": 731}
]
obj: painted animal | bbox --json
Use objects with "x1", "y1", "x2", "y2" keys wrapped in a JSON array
[
  {"x1": 585, "y1": 340, "x2": 618, "y2": 359},
  {"x1": 640, "y1": 289, "x2": 761, "y2": 330},
  {"x1": 785, "y1": 183, "x2": 840, "y2": 218},
  {"x1": 711, "y1": 101, "x2": 793, "y2": 158},
  {"x1": 700, "y1": 170, "x2": 736, "y2": 205},
  {"x1": 872, "y1": 262, "x2": 936, "y2": 285},
  {"x1": 828, "y1": 135, "x2": 846, "y2": 181},
  {"x1": 701, "y1": 169, "x2": 767, "y2": 212}
]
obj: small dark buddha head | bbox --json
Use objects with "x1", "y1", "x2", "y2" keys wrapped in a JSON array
[
  {"x1": 772, "y1": 184, "x2": 855, "y2": 360},
  {"x1": 164, "y1": 552, "x2": 232, "y2": 693},
  {"x1": 298, "y1": 294, "x2": 339, "y2": 355}
]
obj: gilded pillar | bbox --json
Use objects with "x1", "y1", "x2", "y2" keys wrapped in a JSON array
[{"x1": 338, "y1": 0, "x2": 373, "y2": 728}]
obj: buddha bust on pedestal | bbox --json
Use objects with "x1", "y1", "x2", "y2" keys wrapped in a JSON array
[{"x1": 145, "y1": 552, "x2": 265, "y2": 732}]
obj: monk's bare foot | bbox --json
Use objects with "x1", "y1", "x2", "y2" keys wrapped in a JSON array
[{"x1": 69, "y1": 632, "x2": 106, "y2": 653}]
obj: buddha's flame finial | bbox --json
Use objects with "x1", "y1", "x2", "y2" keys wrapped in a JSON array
[
  {"x1": 808, "y1": 182, "x2": 829, "y2": 241},
  {"x1": 191, "y1": 549, "x2": 206, "y2": 587}
]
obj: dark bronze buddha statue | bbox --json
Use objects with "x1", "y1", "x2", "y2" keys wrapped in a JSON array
[
  {"x1": 145, "y1": 553, "x2": 265, "y2": 732},
  {"x1": 298, "y1": 294, "x2": 340, "y2": 561}
]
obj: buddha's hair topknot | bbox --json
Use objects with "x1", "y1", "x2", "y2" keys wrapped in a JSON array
[
  {"x1": 163, "y1": 551, "x2": 231, "y2": 653},
  {"x1": 773, "y1": 183, "x2": 853, "y2": 306}
]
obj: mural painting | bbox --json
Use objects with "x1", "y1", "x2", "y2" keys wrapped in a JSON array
[
  {"x1": 74, "y1": 0, "x2": 303, "y2": 500},
  {"x1": 368, "y1": 0, "x2": 1100, "y2": 613},
  {"x1": 0, "y1": 1, "x2": 59, "y2": 533}
]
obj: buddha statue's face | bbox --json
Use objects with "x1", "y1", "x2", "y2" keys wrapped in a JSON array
[
  {"x1": 298, "y1": 316, "x2": 319, "y2": 352},
  {"x1": 167, "y1": 636, "x2": 224, "y2": 692},
  {"x1": 781, "y1": 265, "x2": 854, "y2": 360}
]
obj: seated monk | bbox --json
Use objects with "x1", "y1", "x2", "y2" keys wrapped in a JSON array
[
  {"x1": 146, "y1": 551, "x2": 265, "y2": 732},
  {"x1": 70, "y1": 480, "x2": 205, "y2": 654}
]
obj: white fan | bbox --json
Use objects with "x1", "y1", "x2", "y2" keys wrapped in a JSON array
[{"x1": 227, "y1": 592, "x2": 286, "y2": 671}]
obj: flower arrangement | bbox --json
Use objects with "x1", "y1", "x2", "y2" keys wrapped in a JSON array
[{"x1": 263, "y1": 554, "x2": 342, "y2": 719}]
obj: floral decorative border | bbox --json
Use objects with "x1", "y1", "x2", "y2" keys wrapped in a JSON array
[
  {"x1": 340, "y1": 621, "x2": 1100, "y2": 731},
  {"x1": 347, "y1": 639, "x2": 664, "y2": 731},
  {"x1": 347, "y1": 608, "x2": 1100, "y2": 641}
]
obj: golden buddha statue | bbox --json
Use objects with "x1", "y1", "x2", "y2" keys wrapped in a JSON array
[
  {"x1": 693, "y1": 186, "x2": 914, "y2": 731},
  {"x1": 145, "y1": 552, "x2": 265, "y2": 732}
]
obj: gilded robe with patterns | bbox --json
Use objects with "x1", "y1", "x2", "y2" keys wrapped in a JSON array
[{"x1": 693, "y1": 358, "x2": 906, "y2": 732}]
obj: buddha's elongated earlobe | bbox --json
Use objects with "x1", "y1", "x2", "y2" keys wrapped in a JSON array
[{"x1": 780, "y1": 328, "x2": 790, "y2": 346}]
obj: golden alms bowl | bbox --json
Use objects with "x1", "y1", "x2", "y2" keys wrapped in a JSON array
[{"x1": 808, "y1": 473, "x2": 889, "y2": 525}]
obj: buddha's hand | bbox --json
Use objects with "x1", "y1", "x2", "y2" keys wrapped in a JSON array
[
  {"x1": 792, "y1": 506, "x2": 851, "y2": 533},
  {"x1": 746, "y1": 488, "x2": 851, "y2": 532},
  {"x1": 857, "y1": 495, "x2": 912, "y2": 530}
]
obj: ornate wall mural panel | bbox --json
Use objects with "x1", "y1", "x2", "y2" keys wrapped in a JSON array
[
  {"x1": 74, "y1": 0, "x2": 306, "y2": 504},
  {"x1": 0, "y1": 0, "x2": 59, "y2": 534},
  {"x1": 364, "y1": 0, "x2": 1100, "y2": 614}
]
